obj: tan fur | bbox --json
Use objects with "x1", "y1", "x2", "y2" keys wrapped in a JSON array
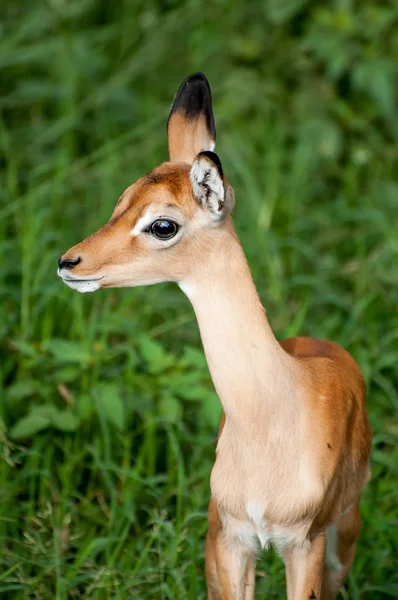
[
  {"x1": 59, "y1": 77, "x2": 372, "y2": 600},
  {"x1": 168, "y1": 111, "x2": 215, "y2": 163}
]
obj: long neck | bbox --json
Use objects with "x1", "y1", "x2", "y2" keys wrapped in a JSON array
[{"x1": 180, "y1": 218, "x2": 299, "y2": 429}]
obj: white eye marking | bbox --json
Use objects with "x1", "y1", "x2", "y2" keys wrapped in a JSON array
[
  {"x1": 131, "y1": 215, "x2": 150, "y2": 237},
  {"x1": 131, "y1": 208, "x2": 184, "y2": 242}
]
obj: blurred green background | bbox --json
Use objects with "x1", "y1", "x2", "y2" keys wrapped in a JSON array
[{"x1": 1, "y1": 1, "x2": 397, "y2": 598}]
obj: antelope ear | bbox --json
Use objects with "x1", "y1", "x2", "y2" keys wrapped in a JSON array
[
  {"x1": 190, "y1": 151, "x2": 235, "y2": 221},
  {"x1": 168, "y1": 73, "x2": 216, "y2": 164}
]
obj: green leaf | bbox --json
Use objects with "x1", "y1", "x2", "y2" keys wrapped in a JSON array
[
  {"x1": 96, "y1": 385, "x2": 125, "y2": 431},
  {"x1": 55, "y1": 366, "x2": 80, "y2": 382},
  {"x1": 77, "y1": 394, "x2": 95, "y2": 421},
  {"x1": 10, "y1": 414, "x2": 51, "y2": 439},
  {"x1": 9, "y1": 339, "x2": 38, "y2": 359},
  {"x1": 181, "y1": 385, "x2": 210, "y2": 402},
  {"x1": 0, "y1": 416, "x2": 7, "y2": 441},
  {"x1": 52, "y1": 410, "x2": 80, "y2": 432},
  {"x1": 353, "y1": 60, "x2": 395, "y2": 120},
  {"x1": 31, "y1": 405, "x2": 59, "y2": 420},
  {"x1": 180, "y1": 346, "x2": 207, "y2": 369},
  {"x1": 9, "y1": 404, "x2": 80, "y2": 437},
  {"x1": 6, "y1": 380, "x2": 40, "y2": 401},
  {"x1": 158, "y1": 372, "x2": 206, "y2": 398},
  {"x1": 266, "y1": 0, "x2": 307, "y2": 24},
  {"x1": 138, "y1": 336, "x2": 175, "y2": 374},
  {"x1": 158, "y1": 395, "x2": 182, "y2": 423},
  {"x1": 201, "y1": 392, "x2": 222, "y2": 430},
  {"x1": 43, "y1": 339, "x2": 92, "y2": 365}
]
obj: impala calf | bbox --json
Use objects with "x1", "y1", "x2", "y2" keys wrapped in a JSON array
[{"x1": 58, "y1": 73, "x2": 372, "y2": 599}]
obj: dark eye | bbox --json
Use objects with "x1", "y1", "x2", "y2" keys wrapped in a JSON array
[{"x1": 149, "y1": 219, "x2": 179, "y2": 240}]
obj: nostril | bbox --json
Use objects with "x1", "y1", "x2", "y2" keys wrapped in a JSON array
[{"x1": 58, "y1": 256, "x2": 81, "y2": 270}]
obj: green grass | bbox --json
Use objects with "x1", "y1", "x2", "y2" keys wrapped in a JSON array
[{"x1": 1, "y1": 1, "x2": 398, "y2": 598}]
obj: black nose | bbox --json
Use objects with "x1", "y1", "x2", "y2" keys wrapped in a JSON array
[{"x1": 58, "y1": 256, "x2": 81, "y2": 270}]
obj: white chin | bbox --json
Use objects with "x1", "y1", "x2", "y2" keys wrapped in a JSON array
[{"x1": 62, "y1": 279, "x2": 101, "y2": 293}]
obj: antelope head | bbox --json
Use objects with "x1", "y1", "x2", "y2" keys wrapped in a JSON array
[{"x1": 58, "y1": 73, "x2": 235, "y2": 293}]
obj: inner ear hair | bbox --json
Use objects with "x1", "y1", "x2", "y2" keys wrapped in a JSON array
[{"x1": 190, "y1": 151, "x2": 234, "y2": 220}]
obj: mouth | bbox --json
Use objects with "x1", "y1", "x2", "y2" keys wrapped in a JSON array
[
  {"x1": 58, "y1": 269, "x2": 104, "y2": 293},
  {"x1": 62, "y1": 277, "x2": 103, "y2": 282}
]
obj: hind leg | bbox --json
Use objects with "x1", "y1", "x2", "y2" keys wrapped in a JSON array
[{"x1": 321, "y1": 501, "x2": 362, "y2": 599}]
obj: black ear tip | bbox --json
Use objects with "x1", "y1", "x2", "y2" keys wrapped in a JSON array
[
  {"x1": 168, "y1": 73, "x2": 216, "y2": 141},
  {"x1": 173, "y1": 72, "x2": 212, "y2": 103},
  {"x1": 183, "y1": 72, "x2": 210, "y2": 86}
]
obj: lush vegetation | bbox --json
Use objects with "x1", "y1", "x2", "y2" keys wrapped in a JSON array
[{"x1": 1, "y1": 1, "x2": 397, "y2": 598}]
